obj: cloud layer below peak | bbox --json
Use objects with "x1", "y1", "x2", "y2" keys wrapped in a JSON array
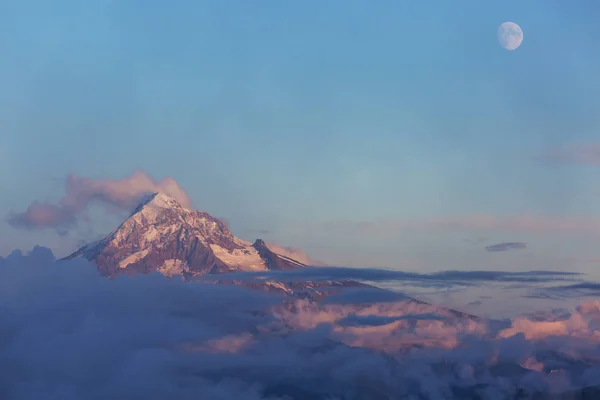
[{"x1": 1, "y1": 248, "x2": 600, "y2": 399}]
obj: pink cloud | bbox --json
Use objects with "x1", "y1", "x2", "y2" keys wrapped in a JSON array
[
  {"x1": 8, "y1": 171, "x2": 191, "y2": 232},
  {"x1": 272, "y1": 299, "x2": 488, "y2": 353},
  {"x1": 498, "y1": 302, "x2": 600, "y2": 341},
  {"x1": 537, "y1": 142, "x2": 600, "y2": 165}
]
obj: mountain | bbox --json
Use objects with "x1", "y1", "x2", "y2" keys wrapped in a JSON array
[
  {"x1": 63, "y1": 193, "x2": 311, "y2": 280},
  {"x1": 63, "y1": 192, "x2": 477, "y2": 314}
]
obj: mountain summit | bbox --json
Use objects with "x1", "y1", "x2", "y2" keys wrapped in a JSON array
[{"x1": 64, "y1": 193, "x2": 307, "y2": 279}]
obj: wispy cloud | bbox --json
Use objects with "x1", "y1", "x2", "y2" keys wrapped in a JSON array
[
  {"x1": 7, "y1": 171, "x2": 191, "y2": 233},
  {"x1": 485, "y1": 242, "x2": 527, "y2": 252},
  {"x1": 563, "y1": 282, "x2": 600, "y2": 290},
  {"x1": 551, "y1": 282, "x2": 600, "y2": 294},
  {"x1": 537, "y1": 142, "x2": 600, "y2": 165},
  {"x1": 196, "y1": 266, "x2": 582, "y2": 285},
  {"x1": 313, "y1": 214, "x2": 600, "y2": 235}
]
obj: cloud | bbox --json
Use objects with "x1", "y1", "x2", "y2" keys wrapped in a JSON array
[
  {"x1": 537, "y1": 142, "x2": 600, "y2": 165},
  {"x1": 485, "y1": 242, "x2": 527, "y2": 252},
  {"x1": 548, "y1": 282, "x2": 600, "y2": 297},
  {"x1": 196, "y1": 266, "x2": 582, "y2": 286},
  {"x1": 2, "y1": 247, "x2": 600, "y2": 399},
  {"x1": 265, "y1": 242, "x2": 327, "y2": 266},
  {"x1": 558, "y1": 282, "x2": 600, "y2": 291},
  {"x1": 7, "y1": 171, "x2": 191, "y2": 233},
  {"x1": 311, "y1": 214, "x2": 600, "y2": 236}
]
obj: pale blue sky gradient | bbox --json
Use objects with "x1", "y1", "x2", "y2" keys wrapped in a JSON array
[{"x1": 2, "y1": 0, "x2": 600, "y2": 272}]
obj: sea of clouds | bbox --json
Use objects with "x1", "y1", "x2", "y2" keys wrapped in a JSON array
[{"x1": 1, "y1": 248, "x2": 600, "y2": 399}]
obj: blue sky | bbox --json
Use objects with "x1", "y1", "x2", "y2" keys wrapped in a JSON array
[{"x1": 2, "y1": 0, "x2": 600, "y2": 273}]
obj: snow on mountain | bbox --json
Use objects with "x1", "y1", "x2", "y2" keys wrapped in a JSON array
[{"x1": 63, "y1": 193, "x2": 312, "y2": 280}]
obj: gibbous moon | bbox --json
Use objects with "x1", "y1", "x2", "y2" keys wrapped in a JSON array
[{"x1": 497, "y1": 22, "x2": 523, "y2": 51}]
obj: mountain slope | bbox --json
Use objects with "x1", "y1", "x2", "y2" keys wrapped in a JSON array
[{"x1": 63, "y1": 193, "x2": 308, "y2": 279}]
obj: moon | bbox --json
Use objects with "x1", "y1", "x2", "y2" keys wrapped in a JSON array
[{"x1": 497, "y1": 22, "x2": 523, "y2": 51}]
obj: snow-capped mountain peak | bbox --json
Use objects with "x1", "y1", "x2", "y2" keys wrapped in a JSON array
[
  {"x1": 132, "y1": 192, "x2": 186, "y2": 214},
  {"x1": 63, "y1": 192, "x2": 307, "y2": 280}
]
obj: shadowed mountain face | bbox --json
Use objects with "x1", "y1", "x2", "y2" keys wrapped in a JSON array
[{"x1": 63, "y1": 193, "x2": 310, "y2": 280}]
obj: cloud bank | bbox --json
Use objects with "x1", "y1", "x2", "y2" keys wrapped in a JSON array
[
  {"x1": 1, "y1": 248, "x2": 600, "y2": 399},
  {"x1": 7, "y1": 171, "x2": 191, "y2": 233},
  {"x1": 197, "y1": 266, "x2": 582, "y2": 286}
]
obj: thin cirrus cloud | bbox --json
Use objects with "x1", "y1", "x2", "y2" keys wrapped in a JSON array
[
  {"x1": 6, "y1": 171, "x2": 191, "y2": 233},
  {"x1": 315, "y1": 214, "x2": 600, "y2": 235},
  {"x1": 536, "y1": 142, "x2": 600, "y2": 165}
]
